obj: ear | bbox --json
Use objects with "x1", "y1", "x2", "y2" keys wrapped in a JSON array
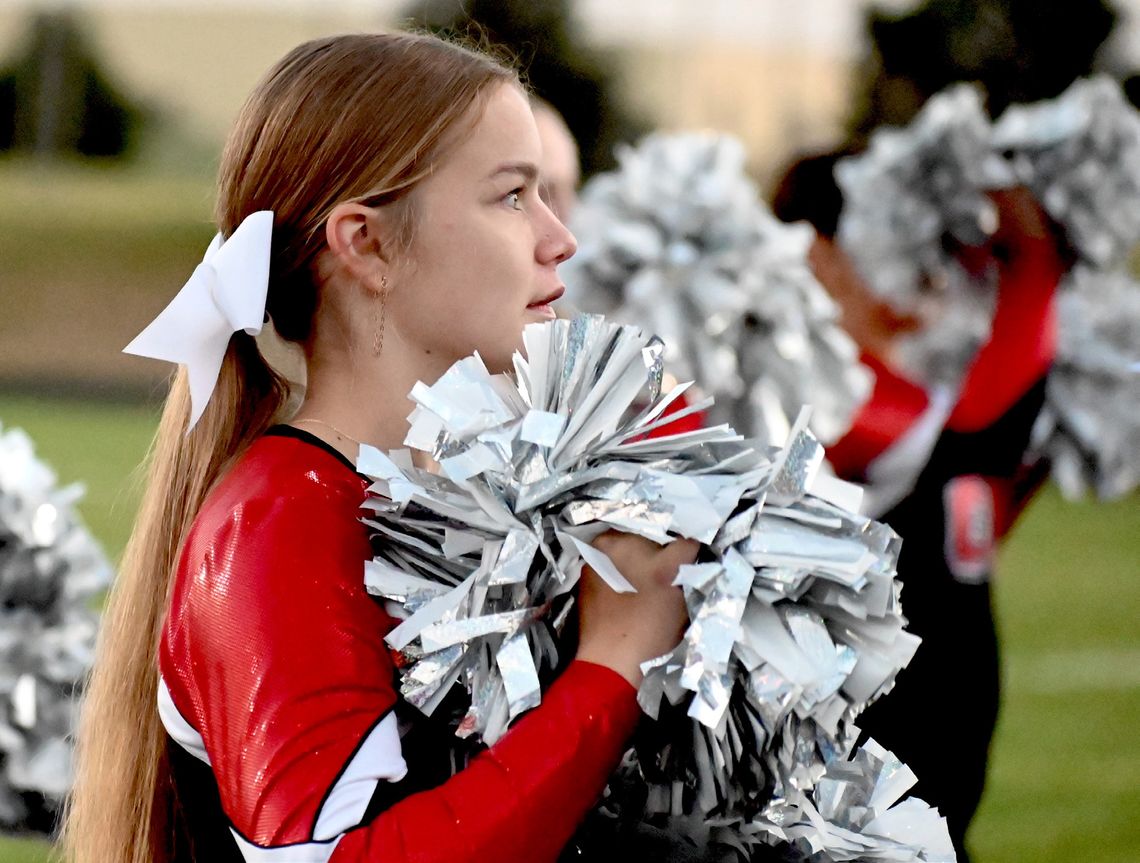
[{"x1": 325, "y1": 202, "x2": 390, "y2": 293}]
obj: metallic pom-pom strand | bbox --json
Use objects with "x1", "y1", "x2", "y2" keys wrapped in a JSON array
[
  {"x1": 564, "y1": 132, "x2": 871, "y2": 447},
  {"x1": 358, "y1": 316, "x2": 950, "y2": 859}
]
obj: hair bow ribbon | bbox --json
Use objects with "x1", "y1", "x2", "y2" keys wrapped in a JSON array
[{"x1": 124, "y1": 210, "x2": 274, "y2": 431}]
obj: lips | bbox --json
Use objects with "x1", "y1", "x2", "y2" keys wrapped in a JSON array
[{"x1": 528, "y1": 285, "x2": 565, "y2": 308}]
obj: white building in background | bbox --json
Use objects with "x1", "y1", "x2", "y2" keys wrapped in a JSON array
[{"x1": 0, "y1": 0, "x2": 1138, "y2": 179}]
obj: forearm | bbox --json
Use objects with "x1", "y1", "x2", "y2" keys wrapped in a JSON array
[{"x1": 332, "y1": 660, "x2": 640, "y2": 863}]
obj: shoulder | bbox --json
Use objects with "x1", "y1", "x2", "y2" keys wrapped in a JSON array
[
  {"x1": 184, "y1": 434, "x2": 369, "y2": 564},
  {"x1": 202, "y1": 432, "x2": 365, "y2": 527},
  {"x1": 167, "y1": 434, "x2": 380, "y2": 646}
]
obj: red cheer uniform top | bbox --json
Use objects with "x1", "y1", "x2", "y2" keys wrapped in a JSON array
[
  {"x1": 828, "y1": 238, "x2": 1064, "y2": 524},
  {"x1": 158, "y1": 427, "x2": 640, "y2": 863}
]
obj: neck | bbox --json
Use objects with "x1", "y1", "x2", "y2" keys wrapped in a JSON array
[{"x1": 297, "y1": 325, "x2": 453, "y2": 458}]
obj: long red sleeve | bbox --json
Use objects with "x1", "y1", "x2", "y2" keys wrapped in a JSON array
[
  {"x1": 332, "y1": 661, "x2": 638, "y2": 862},
  {"x1": 160, "y1": 433, "x2": 639, "y2": 863},
  {"x1": 947, "y1": 239, "x2": 1062, "y2": 433}
]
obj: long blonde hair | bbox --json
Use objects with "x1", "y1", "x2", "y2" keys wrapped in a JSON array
[{"x1": 61, "y1": 33, "x2": 516, "y2": 863}]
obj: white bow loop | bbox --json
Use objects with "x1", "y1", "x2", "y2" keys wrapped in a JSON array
[{"x1": 124, "y1": 210, "x2": 274, "y2": 431}]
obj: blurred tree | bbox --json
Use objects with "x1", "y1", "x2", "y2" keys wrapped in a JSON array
[
  {"x1": 405, "y1": 0, "x2": 648, "y2": 176},
  {"x1": 847, "y1": 0, "x2": 1117, "y2": 143},
  {"x1": 0, "y1": 11, "x2": 146, "y2": 159}
]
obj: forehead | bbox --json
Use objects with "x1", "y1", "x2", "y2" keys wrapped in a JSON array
[{"x1": 435, "y1": 84, "x2": 541, "y2": 179}]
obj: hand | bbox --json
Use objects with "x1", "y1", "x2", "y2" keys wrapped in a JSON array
[
  {"x1": 950, "y1": 187, "x2": 1070, "y2": 279},
  {"x1": 575, "y1": 531, "x2": 698, "y2": 688},
  {"x1": 987, "y1": 186, "x2": 1054, "y2": 244},
  {"x1": 808, "y1": 236, "x2": 922, "y2": 362}
]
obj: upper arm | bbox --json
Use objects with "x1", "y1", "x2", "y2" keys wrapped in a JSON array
[{"x1": 161, "y1": 490, "x2": 405, "y2": 847}]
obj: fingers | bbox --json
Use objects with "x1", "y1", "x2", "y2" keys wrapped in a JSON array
[
  {"x1": 577, "y1": 533, "x2": 695, "y2": 682},
  {"x1": 590, "y1": 531, "x2": 699, "y2": 587},
  {"x1": 655, "y1": 538, "x2": 699, "y2": 575}
]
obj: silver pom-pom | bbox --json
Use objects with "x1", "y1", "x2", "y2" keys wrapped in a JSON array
[
  {"x1": 836, "y1": 78, "x2": 1140, "y2": 495},
  {"x1": 358, "y1": 316, "x2": 949, "y2": 859},
  {"x1": 1031, "y1": 266, "x2": 1140, "y2": 500},
  {"x1": 993, "y1": 75, "x2": 1140, "y2": 269},
  {"x1": 835, "y1": 86, "x2": 1003, "y2": 387},
  {"x1": 836, "y1": 85, "x2": 1006, "y2": 312},
  {"x1": 0, "y1": 424, "x2": 111, "y2": 830},
  {"x1": 752, "y1": 739, "x2": 956, "y2": 862},
  {"x1": 839, "y1": 77, "x2": 1140, "y2": 292},
  {"x1": 565, "y1": 132, "x2": 871, "y2": 446}
]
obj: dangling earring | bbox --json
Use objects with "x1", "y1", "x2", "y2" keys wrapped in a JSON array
[{"x1": 372, "y1": 275, "x2": 389, "y2": 356}]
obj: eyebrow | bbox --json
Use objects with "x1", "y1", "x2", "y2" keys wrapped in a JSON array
[{"x1": 489, "y1": 162, "x2": 539, "y2": 183}]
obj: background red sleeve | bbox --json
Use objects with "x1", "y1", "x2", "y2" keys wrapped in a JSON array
[
  {"x1": 827, "y1": 352, "x2": 931, "y2": 480},
  {"x1": 947, "y1": 241, "x2": 1062, "y2": 433}
]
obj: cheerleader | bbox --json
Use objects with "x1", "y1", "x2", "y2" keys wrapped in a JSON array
[
  {"x1": 63, "y1": 33, "x2": 695, "y2": 863},
  {"x1": 774, "y1": 152, "x2": 1068, "y2": 862}
]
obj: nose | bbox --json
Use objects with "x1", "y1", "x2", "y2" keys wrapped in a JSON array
[{"x1": 537, "y1": 201, "x2": 577, "y2": 266}]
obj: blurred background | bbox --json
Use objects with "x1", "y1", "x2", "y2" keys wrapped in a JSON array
[{"x1": 0, "y1": 1, "x2": 1136, "y2": 861}]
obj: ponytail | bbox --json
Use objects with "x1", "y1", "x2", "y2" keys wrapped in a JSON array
[{"x1": 61, "y1": 335, "x2": 288, "y2": 863}]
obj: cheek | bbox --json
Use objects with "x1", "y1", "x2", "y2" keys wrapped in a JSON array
[
  {"x1": 388, "y1": 257, "x2": 526, "y2": 359},
  {"x1": 387, "y1": 212, "x2": 538, "y2": 361},
  {"x1": 437, "y1": 221, "x2": 536, "y2": 304}
]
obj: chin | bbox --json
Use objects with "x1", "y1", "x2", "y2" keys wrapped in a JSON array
[
  {"x1": 473, "y1": 316, "x2": 537, "y2": 374},
  {"x1": 479, "y1": 339, "x2": 520, "y2": 375}
]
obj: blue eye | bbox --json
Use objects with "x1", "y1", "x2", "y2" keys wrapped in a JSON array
[{"x1": 504, "y1": 189, "x2": 524, "y2": 210}]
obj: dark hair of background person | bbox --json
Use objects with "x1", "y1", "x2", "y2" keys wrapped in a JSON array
[{"x1": 770, "y1": 150, "x2": 852, "y2": 238}]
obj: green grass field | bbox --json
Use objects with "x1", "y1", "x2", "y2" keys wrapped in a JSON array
[{"x1": 0, "y1": 394, "x2": 1137, "y2": 863}]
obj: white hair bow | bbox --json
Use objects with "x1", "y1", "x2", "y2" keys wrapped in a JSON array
[{"x1": 124, "y1": 210, "x2": 274, "y2": 431}]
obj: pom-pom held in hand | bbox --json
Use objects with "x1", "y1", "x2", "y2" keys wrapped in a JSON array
[
  {"x1": 0, "y1": 424, "x2": 111, "y2": 831},
  {"x1": 837, "y1": 76, "x2": 1140, "y2": 308},
  {"x1": 992, "y1": 76, "x2": 1140, "y2": 270},
  {"x1": 836, "y1": 85, "x2": 1005, "y2": 310},
  {"x1": 837, "y1": 78, "x2": 1140, "y2": 498},
  {"x1": 358, "y1": 316, "x2": 949, "y2": 858},
  {"x1": 563, "y1": 132, "x2": 870, "y2": 446},
  {"x1": 836, "y1": 85, "x2": 1005, "y2": 386}
]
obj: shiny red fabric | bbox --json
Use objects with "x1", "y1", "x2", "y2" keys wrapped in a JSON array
[
  {"x1": 331, "y1": 662, "x2": 639, "y2": 863},
  {"x1": 826, "y1": 352, "x2": 931, "y2": 480},
  {"x1": 160, "y1": 434, "x2": 640, "y2": 859},
  {"x1": 947, "y1": 240, "x2": 1062, "y2": 433}
]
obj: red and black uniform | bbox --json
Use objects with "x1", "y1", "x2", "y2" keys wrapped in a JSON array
[
  {"x1": 158, "y1": 427, "x2": 640, "y2": 863},
  {"x1": 829, "y1": 240, "x2": 1064, "y2": 863}
]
